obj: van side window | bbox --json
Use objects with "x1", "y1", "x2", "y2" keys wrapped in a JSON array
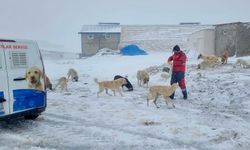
[{"x1": 10, "y1": 51, "x2": 28, "y2": 68}]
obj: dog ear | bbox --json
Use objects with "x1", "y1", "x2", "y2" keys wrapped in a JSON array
[{"x1": 37, "y1": 68, "x2": 42, "y2": 80}]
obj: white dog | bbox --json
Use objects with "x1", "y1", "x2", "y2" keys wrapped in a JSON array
[{"x1": 67, "y1": 68, "x2": 79, "y2": 82}]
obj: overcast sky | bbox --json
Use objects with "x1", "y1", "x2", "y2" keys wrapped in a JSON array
[{"x1": 0, "y1": 0, "x2": 249, "y2": 52}]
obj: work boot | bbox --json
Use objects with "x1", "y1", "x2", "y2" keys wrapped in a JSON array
[{"x1": 182, "y1": 89, "x2": 187, "y2": 100}]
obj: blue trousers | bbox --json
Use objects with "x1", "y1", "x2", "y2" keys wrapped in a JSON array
[{"x1": 170, "y1": 72, "x2": 187, "y2": 99}]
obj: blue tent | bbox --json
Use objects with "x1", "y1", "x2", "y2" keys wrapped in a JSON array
[{"x1": 120, "y1": 44, "x2": 147, "y2": 56}]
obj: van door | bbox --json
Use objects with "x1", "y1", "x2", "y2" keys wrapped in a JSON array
[
  {"x1": 0, "y1": 42, "x2": 10, "y2": 116},
  {"x1": 3, "y1": 42, "x2": 46, "y2": 113}
]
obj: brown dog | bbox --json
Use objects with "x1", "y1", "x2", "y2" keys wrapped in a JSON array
[
  {"x1": 137, "y1": 70, "x2": 150, "y2": 87},
  {"x1": 25, "y1": 66, "x2": 43, "y2": 90},
  {"x1": 94, "y1": 78, "x2": 127, "y2": 97},
  {"x1": 147, "y1": 83, "x2": 178, "y2": 108},
  {"x1": 221, "y1": 50, "x2": 229, "y2": 64}
]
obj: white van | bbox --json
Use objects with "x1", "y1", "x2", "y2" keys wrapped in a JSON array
[{"x1": 0, "y1": 39, "x2": 47, "y2": 120}]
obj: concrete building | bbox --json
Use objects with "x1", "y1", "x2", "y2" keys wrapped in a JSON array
[
  {"x1": 78, "y1": 23, "x2": 121, "y2": 56},
  {"x1": 187, "y1": 28, "x2": 215, "y2": 55},
  {"x1": 187, "y1": 22, "x2": 250, "y2": 57},
  {"x1": 215, "y1": 22, "x2": 250, "y2": 57}
]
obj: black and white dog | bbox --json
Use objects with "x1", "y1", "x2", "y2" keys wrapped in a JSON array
[{"x1": 114, "y1": 75, "x2": 133, "y2": 91}]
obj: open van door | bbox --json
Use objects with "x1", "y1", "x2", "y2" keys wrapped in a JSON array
[
  {"x1": 0, "y1": 42, "x2": 10, "y2": 116},
  {"x1": 0, "y1": 40, "x2": 46, "y2": 118}
]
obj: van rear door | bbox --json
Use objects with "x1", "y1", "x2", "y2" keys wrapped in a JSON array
[
  {"x1": 3, "y1": 41, "x2": 46, "y2": 113},
  {"x1": 0, "y1": 42, "x2": 11, "y2": 116}
]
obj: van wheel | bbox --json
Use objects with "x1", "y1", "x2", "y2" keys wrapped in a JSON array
[{"x1": 24, "y1": 114, "x2": 39, "y2": 120}]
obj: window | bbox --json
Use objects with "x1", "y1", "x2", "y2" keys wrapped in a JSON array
[
  {"x1": 10, "y1": 51, "x2": 28, "y2": 68},
  {"x1": 105, "y1": 34, "x2": 111, "y2": 39},
  {"x1": 87, "y1": 34, "x2": 94, "y2": 40}
]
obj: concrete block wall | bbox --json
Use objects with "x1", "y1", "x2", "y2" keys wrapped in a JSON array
[
  {"x1": 237, "y1": 23, "x2": 250, "y2": 57},
  {"x1": 120, "y1": 25, "x2": 212, "y2": 52},
  {"x1": 215, "y1": 22, "x2": 250, "y2": 57}
]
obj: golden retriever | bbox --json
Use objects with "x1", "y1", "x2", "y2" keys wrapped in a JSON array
[
  {"x1": 137, "y1": 70, "x2": 150, "y2": 87},
  {"x1": 54, "y1": 77, "x2": 68, "y2": 91},
  {"x1": 67, "y1": 68, "x2": 79, "y2": 82},
  {"x1": 94, "y1": 78, "x2": 127, "y2": 97},
  {"x1": 25, "y1": 66, "x2": 43, "y2": 90},
  {"x1": 236, "y1": 59, "x2": 250, "y2": 68},
  {"x1": 147, "y1": 83, "x2": 178, "y2": 108},
  {"x1": 221, "y1": 50, "x2": 229, "y2": 64}
]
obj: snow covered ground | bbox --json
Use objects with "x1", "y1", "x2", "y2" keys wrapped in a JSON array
[{"x1": 0, "y1": 50, "x2": 250, "y2": 150}]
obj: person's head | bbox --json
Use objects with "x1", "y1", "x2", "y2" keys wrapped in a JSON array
[{"x1": 173, "y1": 45, "x2": 180, "y2": 52}]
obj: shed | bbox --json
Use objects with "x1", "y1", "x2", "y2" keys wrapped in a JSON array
[{"x1": 78, "y1": 23, "x2": 121, "y2": 56}]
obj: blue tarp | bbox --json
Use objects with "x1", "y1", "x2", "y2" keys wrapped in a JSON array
[{"x1": 120, "y1": 45, "x2": 147, "y2": 56}]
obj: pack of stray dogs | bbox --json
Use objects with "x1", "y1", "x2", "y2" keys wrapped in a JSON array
[
  {"x1": 93, "y1": 65, "x2": 178, "y2": 109},
  {"x1": 197, "y1": 50, "x2": 250, "y2": 69},
  {"x1": 45, "y1": 51, "x2": 249, "y2": 109},
  {"x1": 45, "y1": 65, "x2": 178, "y2": 109},
  {"x1": 45, "y1": 68, "x2": 79, "y2": 92}
]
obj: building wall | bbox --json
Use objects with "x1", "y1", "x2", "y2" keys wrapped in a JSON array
[
  {"x1": 120, "y1": 25, "x2": 213, "y2": 52},
  {"x1": 215, "y1": 23, "x2": 238, "y2": 56},
  {"x1": 187, "y1": 29, "x2": 215, "y2": 55},
  {"x1": 237, "y1": 23, "x2": 250, "y2": 57},
  {"x1": 215, "y1": 22, "x2": 250, "y2": 57},
  {"x1": 81, "y1": 33, "x2": 120, "y2": 56}
]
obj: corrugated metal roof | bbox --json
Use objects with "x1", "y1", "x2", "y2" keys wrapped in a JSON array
[{"x1": 79, "y1": 24, "x2": 121, "y2": 34}]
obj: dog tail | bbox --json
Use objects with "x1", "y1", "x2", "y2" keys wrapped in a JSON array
[{"x1": 94, "y1": 78, "x2": 99, "y2": 84}]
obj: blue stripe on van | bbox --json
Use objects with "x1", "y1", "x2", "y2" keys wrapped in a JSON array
[
  {"x1": 0, "y1": 91, "x2": 5, "y2": 115},
  {"x1": 13, "y1": 89, "x2": 46, "y2": 112},
  {"x1": 0, "y1": 91, "x2": 4, "y2": 98}
]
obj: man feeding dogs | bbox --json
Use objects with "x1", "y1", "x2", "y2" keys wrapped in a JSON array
[{"x1": 167, "y1": 45, "x2": 188, "y2": 100}]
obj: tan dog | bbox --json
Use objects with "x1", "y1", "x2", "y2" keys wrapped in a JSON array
[
  {"x1": 137, "y1": 70, "x2": 150, "y2": 87},
  {"x1": 221, "y1": 50, "x2": 229, "y2": 64},
  {"x1": 25, "y1": 66, "x2": 43, "y2": 90},
  {"x1": 236, "y1": 59, "x2": 250, "y2": 68},
  {"x1": 198, "y1": 54, "x2": 221, "y2": 63},
  {"x1": 94, "y1": 78, "x2": 127, "y2": 97},
  {"x1": 197, "y1": 60, "x2": 219, "y2": 69},
  {"x1": 45, "y1": 75, "x2": 52, "y2": 90},
  {"x1": 147, "y1": 83, "x2": 178, "y2": 108},
  {"x1": 54, "y1": 77, "x2": 68, "y2": 91},
  {"x1": 67, "y1": 68, "x2": 79, "y2": 82}
]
